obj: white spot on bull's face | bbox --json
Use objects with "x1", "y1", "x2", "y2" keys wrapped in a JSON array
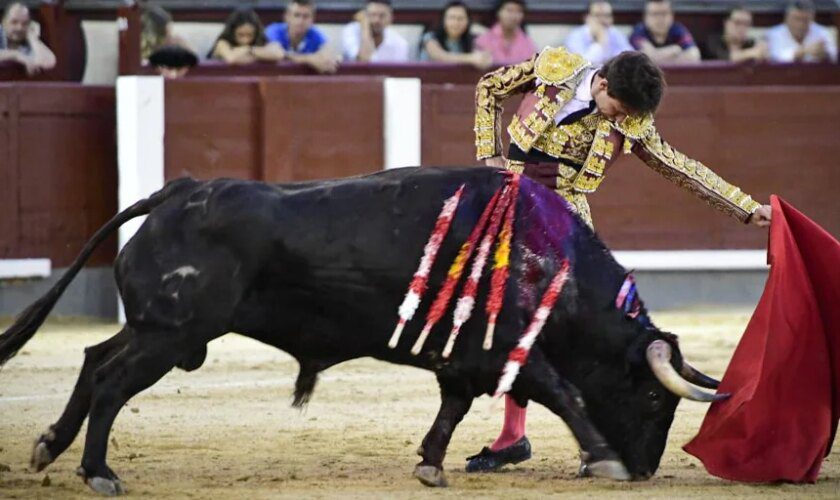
[{"x1": 163, "y1": 266, "x2": 200, "y2": 281}]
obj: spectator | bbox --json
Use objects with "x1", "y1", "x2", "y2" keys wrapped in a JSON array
[
  {"x1": 475, "y1": 0, "x2": 537, "y2": 65},
  {"x1": 265, "y1": 0, "x2": 340, "y2": 73},
  {"x1": 0, "y1": 2, "x2": 55, "y2": 75},
  {"x1": 342, "y1": 0, "x2": 409, "y2": 63},
  {"x1": 703, "y1": 6, "x2": 768, "y2": 63},
  {"x1": 564, "y1": 0, "x2": 632, "y2": 64},
  {"x1": 208, "y1": 8, "x2": 284, "y2": 64},
  {"x1": 766, "y1": 0, "x2": 837, "y2": 63},
  {"x1": 141, "y1": 5, "x2": 194, "y2": 63},
  {"x1": 419, "y1": 1, "x2": 491, "y2": 69},
  {"x1": 630, "y1": 0, "x2": 700, "y2": 64}
]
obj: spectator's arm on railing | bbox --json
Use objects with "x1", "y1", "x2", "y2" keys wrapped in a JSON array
[
  {"x1": 252, "y1": 42, "x2": 285, "y2": 62},
  {"x1": 210, "y1": 39, "x2": 256, "y2": 65},
  {"x1": 423, "y1": 38, "x2": 491, "y2": 70},
  {"x1": 286, "y1": 46, "x2": 340, "y2": 74}
]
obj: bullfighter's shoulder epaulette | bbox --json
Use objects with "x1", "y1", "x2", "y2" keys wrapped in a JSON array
[{"x1": 534, "y1": 46, "x2": 590, "y2": 86}]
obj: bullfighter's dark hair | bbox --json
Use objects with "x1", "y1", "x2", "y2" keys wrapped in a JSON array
[{"x1": 598, "y1": 51, "x2": 665, "y2": 115}]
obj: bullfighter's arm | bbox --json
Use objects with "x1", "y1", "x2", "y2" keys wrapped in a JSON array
[
  {"x1": 632, "y1": 129, "x2": 761, "y2": 223},
  {"x1": 474, "y1": 54, "x2": 539, "y2": 160}
]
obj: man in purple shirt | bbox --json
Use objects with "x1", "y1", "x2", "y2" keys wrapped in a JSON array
[{"x1": 630, "y1": 0, "x2": 700, "y2": 64}]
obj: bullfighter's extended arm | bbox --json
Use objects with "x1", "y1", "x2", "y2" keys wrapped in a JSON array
[{"x1": 633, "y1": 129, "x2": 761, "y2": 223}]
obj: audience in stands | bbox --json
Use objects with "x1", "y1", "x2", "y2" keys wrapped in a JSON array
[
  {"x1": 475, "y1": 0, "x2": 537, "y2": 65},
  {"x1": 266, "y1": 0, "x2": 340, "y2": 73},
  {"x1": 0, "y1": 2, "x2": 55, "y2": 75},
  {"x1": 703, "y1": 6, "x2": 768, "y2": 63},
  {"x1": 419, "y1": 1, "x2": 492, "y2": 69},
  {"x1": 564, "y1": 0, "x2": 632, "y2": 64},
  {"x1": 208, "y1": 8, "x2": 284, "y2": 65},
  {"x1": 766, "y1": 0, "x2": 837, "y2": 63},
  {"x1": 141, "y1": 4, "x2": 194, "y2": 63},
  {"x1": 630, "y1": 0, "x2": 700, "y2": 64},
  {"x1": 343, "y1": 0, "x2": 409, "y2": 62}
]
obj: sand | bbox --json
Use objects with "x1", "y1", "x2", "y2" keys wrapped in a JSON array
[{"x1": 1, "y1": 311, "x2": 837, "y2": 498}]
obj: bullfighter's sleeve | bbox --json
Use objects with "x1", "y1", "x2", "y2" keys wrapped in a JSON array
[
  {"x1": 474, "y1": 55, "x2": 538, "y2": 161},
  {"x1": 633, "y1": 129, "x2": 761, "y2": 223}
]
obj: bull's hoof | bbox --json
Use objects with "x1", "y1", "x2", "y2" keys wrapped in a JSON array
[
  {"x1": 582, "y1": 460, "x2": 631, "y2": 481},
  {"x1": 77, "y1": 466, "x2": 126, "y2": 496},
  {"x1": 87, "y1": 477, "x2": 125, "y2": 496},
  {"x1": 414, "y1": 464, "x2": 448, "y2": 487},
  {"x1": 30, "y1": 441, "x2": 53, "y2": 472}
]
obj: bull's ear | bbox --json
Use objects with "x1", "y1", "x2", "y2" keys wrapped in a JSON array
[{"x1": 626, "y1": 332, "x2": 656, "y2": 367}]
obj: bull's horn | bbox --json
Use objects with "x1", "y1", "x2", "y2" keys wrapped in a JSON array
[
  {"x1": 679, "y1": 361, "x2": 721, "y2": 390},
  {"x1": 646, "y1": 340, "x2": 729, "y2": 403}
]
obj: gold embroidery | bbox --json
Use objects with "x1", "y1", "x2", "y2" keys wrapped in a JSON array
[
  {"x1": 534, "y1": 47, "x2": 590, "y2": 86},
  {"x1": 613, "y1": 113, "x2": 655, "y2": 140},
  {"x1": 504, "y1": 159, "x2": 525, "y2": 174},
  {"x1": 474, "y1": 55, "x2": 539, "y2": 159},
  {"x1": 507, "y1": 79, "x2": 580, "y2": 154},
  {"x1": 556, "y1": 189, "x2": 594, "y2": 229},
  {"x1": 531, "y1": 112, "x2": 599, "y2": 164},
  {"x1": 637, "y1": 130, "x2": 761, "y2": 222},
  {"x1": 572, "y1": 118, "x2": 614, "y2": 193}
]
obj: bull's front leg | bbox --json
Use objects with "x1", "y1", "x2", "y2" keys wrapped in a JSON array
[
  {"x1": 414, "y1": 377, "x2": 473, "y2": 487},
  {"x1": 516, "y1": 350, "x2": 630, "y2": 481}
]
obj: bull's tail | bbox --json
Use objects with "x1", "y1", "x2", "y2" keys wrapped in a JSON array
[{"x1": 0, "y1": 178, "x2": 195, "y2": 368}]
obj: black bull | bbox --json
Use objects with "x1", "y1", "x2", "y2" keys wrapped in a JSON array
[{"x1": 0, "y1": 167, "x2": 724, "y2": 494}]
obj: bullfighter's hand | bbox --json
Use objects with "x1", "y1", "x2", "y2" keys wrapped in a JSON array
[
  {"x1": 750, "y1": 205, "x2": 772, "y2": 228},
  {"x1": 485, "y1": 156, "x2": 505, "y2": 168}
]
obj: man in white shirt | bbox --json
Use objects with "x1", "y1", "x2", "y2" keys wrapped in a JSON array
[
  {"x1": 342, "y1": 0, "x2": 409, "y2": 63},
  {"x1": 0, "y1": 2, "x2": 56, "y2": 75},
  {"x1": 766, "y1": 0, "x2": 837, "y2": 63},
  {"x1": 564, "y1": 0, "x2": 632, "y2": 64}
]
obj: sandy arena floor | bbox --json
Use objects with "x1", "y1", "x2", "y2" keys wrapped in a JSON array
[{"x1": 0, "y1": 311, "x2": 838, "y2": 499}]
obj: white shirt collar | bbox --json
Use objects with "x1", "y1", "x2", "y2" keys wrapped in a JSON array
[{"x1": 574, "y1": 67, "x2": 598, "y2": 103}]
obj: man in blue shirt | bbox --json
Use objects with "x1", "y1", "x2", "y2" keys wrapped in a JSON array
[
  {"x1": 265, "y1": 0, "x2": 339, "y2": 73},
  {"x1": 630, "y1": 0, "x2": 700, "y2": 64}
]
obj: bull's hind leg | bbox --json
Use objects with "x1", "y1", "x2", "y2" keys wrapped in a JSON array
[
  {"x1": 77, "y1": 329, "x2": 188, "y2": 496},
  {"x1": 31, "y1": 328, "x2": 131, "y2": 472},
  {"x1": 414, "y1": 377, "x2": 473, "y2": 487},
  {"x1": 516, "y1": 350, "x2": 630, "y2": 481}
]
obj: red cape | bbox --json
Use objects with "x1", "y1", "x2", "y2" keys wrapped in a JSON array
[{"x1": 683, "y1": 196, "x2": 840, "y2": 483}]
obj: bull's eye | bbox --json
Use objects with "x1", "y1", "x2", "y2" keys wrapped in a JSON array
[{"x1": 647, "y1": 390, "x2": 662, "y2": 409}]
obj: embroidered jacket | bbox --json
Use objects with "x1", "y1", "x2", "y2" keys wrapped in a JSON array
[{"x1": 474, "y1": 47, "x2": 761, "y2": 222}]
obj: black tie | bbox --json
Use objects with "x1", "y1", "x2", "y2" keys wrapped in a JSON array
[{"x1": 558, "y1": 100, "x2": 596, "y2": 126}]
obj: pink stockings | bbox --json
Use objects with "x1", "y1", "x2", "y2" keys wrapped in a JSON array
[{"x1": 489, "y1": 394, "x2": 527, "y2": 451}]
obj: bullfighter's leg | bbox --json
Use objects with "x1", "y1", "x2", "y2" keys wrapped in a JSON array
[
  {"x1": 77, "y1": 329, "x2": 188, "y2": 496},
  {"x1": 464, "y1": 395, "x2": 532, "y2": 472},
  {"x1": 31, "y1": 328, "x2": 132, "y2": 472},
  {"x1": 517, "y1": 350, "x2": 630, "y2": 481},
  {"x1": 414, "y1": 377, "x2": 473, "y2": 487}
]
